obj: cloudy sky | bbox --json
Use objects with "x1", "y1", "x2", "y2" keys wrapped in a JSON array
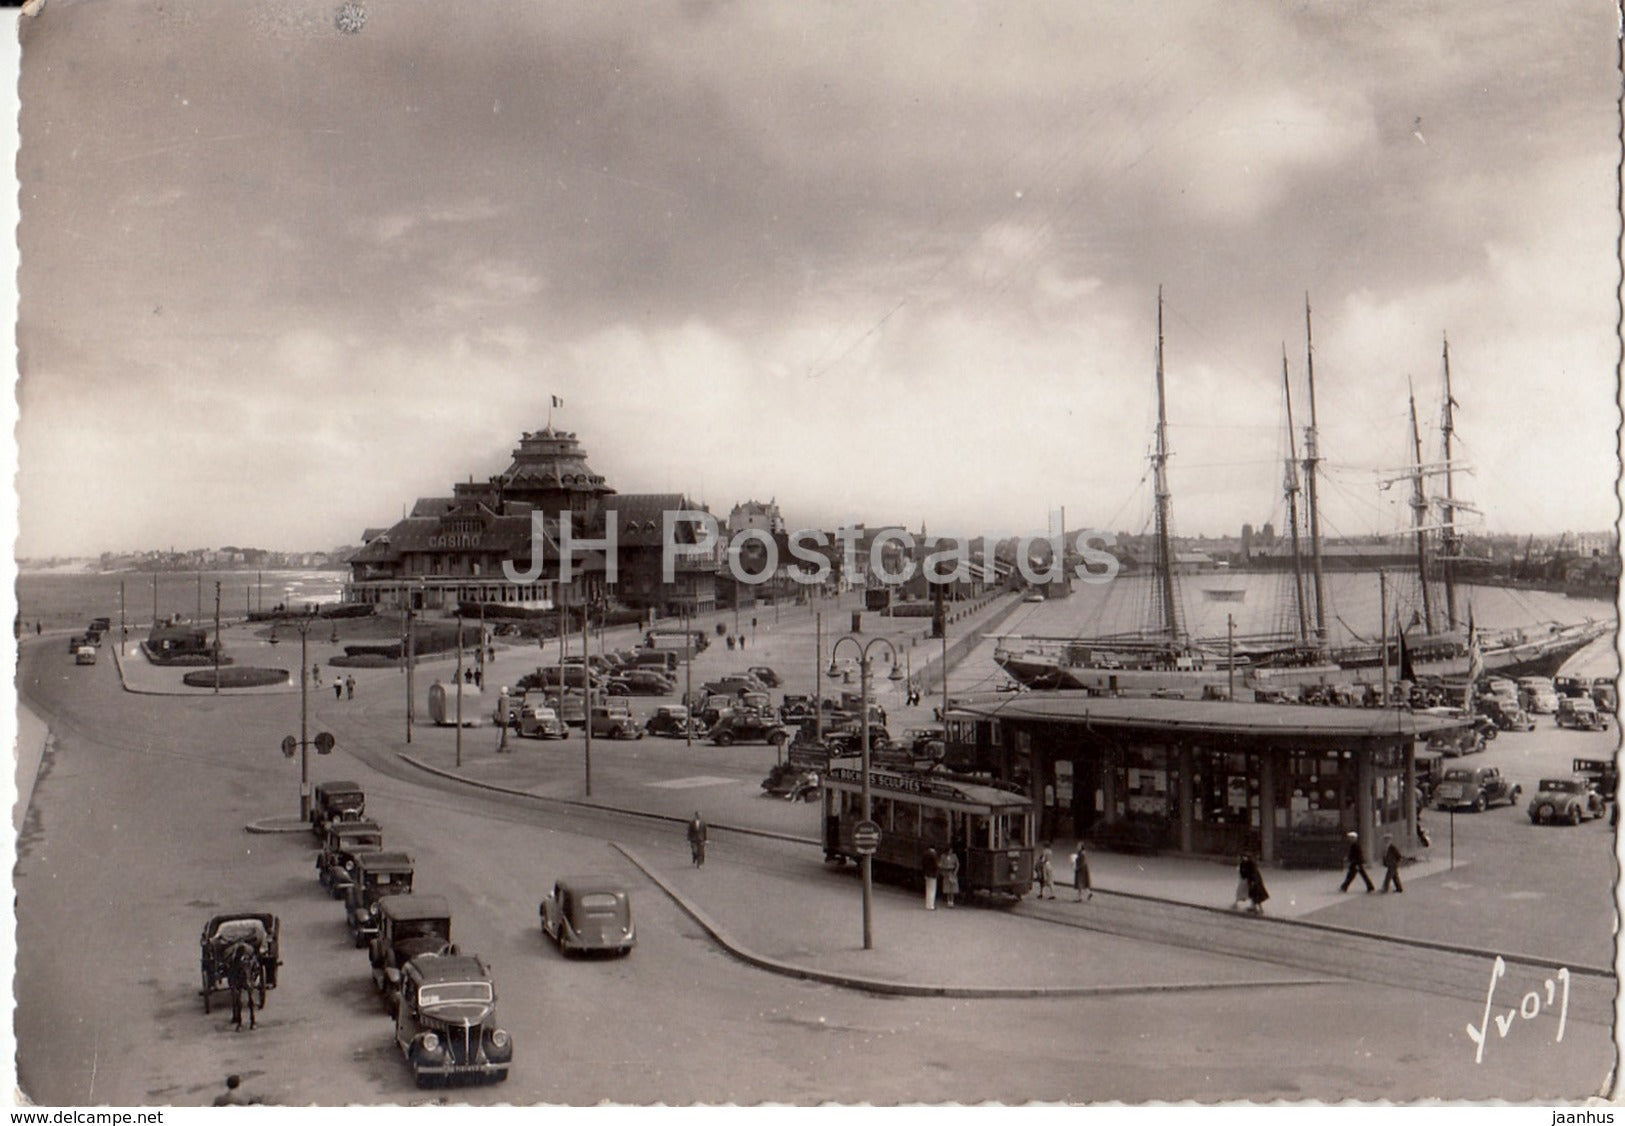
[{"x1": 15, "y1": 0, "x2": 1622, "y2": 557}]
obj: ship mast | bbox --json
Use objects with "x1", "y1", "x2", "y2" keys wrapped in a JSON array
[
  {"x1": 1302, "y1": 296, "x2": 1328, "y2": 648},
  {"x1": 1439, "y1": 333, "x2": 1460, "y2": 632},
  {"x1": 1152, "y1": 288, "x2": 1182, "y2": 642},
  {"x1": 1408, "y1": 382, "x2": 1435, "y2": 634},
  {"x1": 1281, "y1": 348, "x2": 1310, "y2": 646}
]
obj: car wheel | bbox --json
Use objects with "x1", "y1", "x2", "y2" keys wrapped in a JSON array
[
  {"x1": 769, "y1": 730, "x2": 787, "y2": 746},
  {"x1": 715, "y1": 732, "x2": 734, "y2": 746},
  {"x1": 1569, "y1": 805, "x2": 1583, "y2": 826},
  {"x1": 1472, "y1": 795, "x2": 1485, "y2": 813}
]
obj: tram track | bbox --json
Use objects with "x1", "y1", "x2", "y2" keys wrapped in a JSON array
[{"x1": 21, "y1": 641, "x2": 1617, "y2": 1026}]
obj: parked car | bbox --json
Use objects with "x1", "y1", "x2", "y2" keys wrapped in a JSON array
[
  {"x1": 645, "y1": 705, "x2": 705, "y2": 739},
  {"x1": 779, "y1": 694, "x2": 817, "y2": 723},
  {"x1": 1591, "y1": 677, "x2": 1617, "y2": 714},
  {"x1": 606, "y1": 669, "x2": 676, "y2": 696},
  {"x1": 1527, "y1": 777, "x2": 1607, "y2": 825},
  {"x1": 370, "y1": 894, "x2": 454, "y2": 1015},
  {"x1": 539, "y1": 878, "x2": 635, "y2": 956},
  {"x1": 394, "y1": 953, "x2": 512, "y2": 1086},
  {"x1": 1423, "y1": 712, "x2": 1484, "y2": 758},
  {"x1": 632, "y1": 651, "x2": 682, "y2": 676},
  {"x1": 310, "y1": 779, "x2": 366, "y2": 839},
  {"x1": 746, "y1": 665, "x2": 782, "y2": 688},
  {"x1": 761, "y1": 761, "x2": 821, "y2": 801},
  {"x1": 1479, "y1": 697, "x2": 1536, "y2": 732},
  {"x1": 587, "y1": 705, "x2": 643, "y2": 740},
  {"x1": 346, "y1": 851, "x2": 416, "y2": 948},
  {"x1": 1556, "y1": 696, "x2": 1609, "y2": 731},
  {"x1": 1572, "y1": 757, "x2": 1619, "y2": 800},
  {"x1": 1517, "y1": 677, "x2": 1561, "y2": 715},
  {"x1": 1555, "y1": 675, "x2": 1593, "y2": 699},
  {"x1": 317, "y1": 819, "x2": 385, "y2": 898},
  {"x1": 513, "y1": 693, "x2": 566, "y2": 739},
  {"x1": 89, "y1": 616, "x2": 111, "y2": 633},
  {"x1": 708, "y1": 712, "x2": 791, "y2": 747},
  {"x1": 1432, "y1": 766, "x2": 1520, "y2": 812},
  {"x1": 533, "y1": 665, "x2": 603, "y2": 692},
  {"x1": 74, "y1": 645, "x2": 97, "y2": 665}
]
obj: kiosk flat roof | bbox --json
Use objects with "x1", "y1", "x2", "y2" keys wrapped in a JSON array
[{"x1": 951, "y1": 693, "x2": 1469, "y2": 740}]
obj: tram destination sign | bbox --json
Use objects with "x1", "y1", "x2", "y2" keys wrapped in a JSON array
[{"x1": 828, "y1": 764, "x2": 981, "y2": 803}]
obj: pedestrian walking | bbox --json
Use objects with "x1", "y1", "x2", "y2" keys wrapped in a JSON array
[
  {"x1": 738, "y1": 634, "x2": 746, "y2": 650},
  {"x1": 1380, "y1": 834, "x2": 1404, "y2": 893},
  {"x1": 345, "y1": 675, "x2": 355, "y2": 700},
  {"x1": 333, "y1": 680, "x2": 342, "y2": 700},
  {"x1": 34, "y1": 622, "x2": 40, "y2": 636},
  {"x1": 1416, "y1": 812, "x2": 1432, "y2": 849},
  {"x1": 686, "y1": 811, "x2": 708, "y2": 867},
  {"x1": 937, "y1": 848, "x2": 960, "y2": 907},
  {"x1": 1339, "y1": 831, "x2": 1375, "y2": 893},
  {"x1": 1072, "y1": 843, "x2": 1093, "y2": 901},
  {"x1": 311, "y1": 663, "x2": 321, "y2": 686},
  {"x1": 726, "y1": 635, "x2": 735, "y2": 651},
  {"x1": 1236, "y1": 853, "x2": 1268, "y2": 915},
  {"x1": 1035, "y1": 843, "x2": 1056, "y2": 898},
  {"x1": 922, "y1": 847, "x2": 939, "y2": 910},
  {"x1": 473, "y1": 667, "x2": 483, "y2": 688}
]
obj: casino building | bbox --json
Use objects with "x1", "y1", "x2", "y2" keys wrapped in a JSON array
[{"x1": 345, "y1": 426, "x2": 719, "y2": 616}]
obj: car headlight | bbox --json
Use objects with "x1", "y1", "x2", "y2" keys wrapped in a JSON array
[
  {"x1": 420, "y1": 1032, "x2": 441, "y2": 1054},
  {"x1": 489, "y1": 1028, "x2": 510, "y2": 1050}
]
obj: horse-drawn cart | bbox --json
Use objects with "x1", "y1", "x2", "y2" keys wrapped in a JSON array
[{"x1": 199, "y1": 912, "x2": 282, "y2": 1017}]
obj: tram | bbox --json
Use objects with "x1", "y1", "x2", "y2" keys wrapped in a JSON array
[{"x1": 821, "y1": 756, "x2": 1036, "y2": 898}]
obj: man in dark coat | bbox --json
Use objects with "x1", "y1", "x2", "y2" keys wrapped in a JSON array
[
  {"x1": 1380, "y1": 834, "x2": 1405, "y2": 893},
  {"x1": 1339, "y1": 831, "x2": 1375, "y2": 892}
]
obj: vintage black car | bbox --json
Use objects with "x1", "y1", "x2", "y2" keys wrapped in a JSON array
[
  {"x1": 346, "y1": 851, "x2": 416, "y2": 948},
  {"x1": 746, "y1": 665, "x2": 782, "y2": 688},
  {"x1": 707, "y1": 711, "x2": 791, "y2": 747},
  {"x1": 394, "y1": 953, "x2": 512, "y2": 1087},
  {"x1": 317, "y1": 819, "x2": 384, "y2": 898},
  {"x1": 761, "y1": 761, "x2": 821, "y2": 801},
  {"x1": 199, "y1": 911, "x2": 281, "y2": 1014},
  {"x1": 779, "y1": 694, "x2": 817, "y2": 723},
  {"x1": 1572, "y1": 757, "x2": 1619, "y2": 800},
  {"x1": 371, "y1": 894, "x2": 454, "y2": 1015},
  {"x1": 644, "y1": 705, "x2": 705, "y2": 739},
  {"x1": 539, "y1": 878, "x2": 636, "y2": 956},
  {"x1": 310, "y1": 779, "x2": 366, "y2": 839},
  {"x1": 1479, "y1": 696, "x2": 1536, "y2": 732},
  {"x1": 1432, "y1": 765, "x2": 1520, "y2": 812},
  {"x1": 1556, "y1": 696, "x2": 1609, "y2": 731},
  {"x1": 1528, "y1": 777, "x2": 1608, "y2": 825},
  {"x1": 605, "y1": 669, "x2": 676, "y2": 696}
]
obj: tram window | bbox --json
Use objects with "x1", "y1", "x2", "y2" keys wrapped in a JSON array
[
  {"x1": 893, "y1": 802, "x2": 920, "y2": 839},
  {"x1": 968, "y1": 815, "x2": 990, "y2": 848},
  {"x1": 921, "y1": 808, "x2": 949, "y2": 846},
  {"x1": 872, "y1": 797, "x2": 892, "y2": 828}
]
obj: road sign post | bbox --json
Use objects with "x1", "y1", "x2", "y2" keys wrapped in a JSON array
[{"x1": 853, "y1": 820, "x2": 882, "y2": 856}]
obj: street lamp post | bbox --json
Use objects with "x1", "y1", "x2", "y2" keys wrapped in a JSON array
[{"x1": 829, "y1": 634, "x2": 903, "y2": 951}]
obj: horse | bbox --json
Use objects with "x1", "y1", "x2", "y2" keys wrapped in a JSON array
[{"x1": 222, "y1": 940, "x2": 265, "y2": 1032}]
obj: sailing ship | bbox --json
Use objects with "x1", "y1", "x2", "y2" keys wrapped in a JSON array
[
  {"x1": 993, "y1": 291, "x2": 1342, "y2": 697},
  {"x1": 1323, "y1": 336, "x2": 1607, "y2": 681},
  {"x1": 994, "y1": 299, "x2": 1606, "y2": 697}
]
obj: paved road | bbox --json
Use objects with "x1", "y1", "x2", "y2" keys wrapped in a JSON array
[{"x1": 12, "y1": 634, "x2": 1619, "y2": 1105}]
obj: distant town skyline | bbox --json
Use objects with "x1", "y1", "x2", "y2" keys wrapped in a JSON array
[{"x1": 16, "y1": 2, "x2": 1622, "y2": 558}]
